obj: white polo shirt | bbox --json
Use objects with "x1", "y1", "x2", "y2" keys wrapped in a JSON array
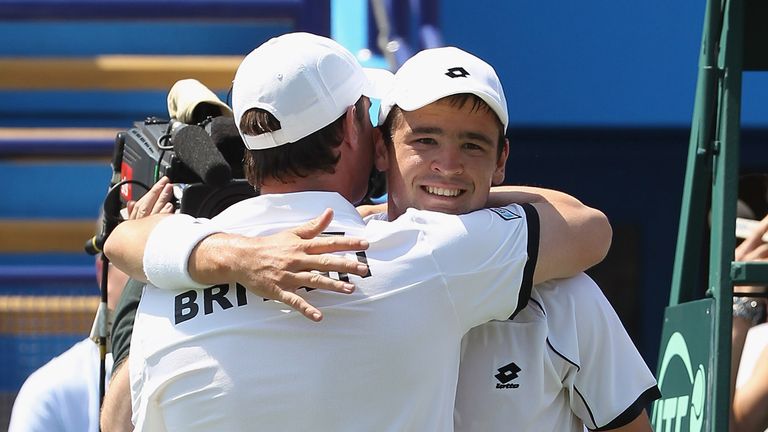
[
  {"x1": 130, "y1": 191, "x2": 537, "y2": 432},
  {"x1": 9, "y1": 338, "x2": 113, "y2": 432},
  {"x1": 454, "y1": 273, "x2": 660, "y2": 431}
]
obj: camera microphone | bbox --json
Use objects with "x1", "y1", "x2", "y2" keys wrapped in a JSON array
[
  {"x1": 84, "y1": 235, "x2": 105, "y2": 256},
  {"x1": 210, "y1": 116, "x2": 246, "y2": 179},
  {"x1": 172, "y1": 124, "x2": 232, "y2": 188},
  {"x1": 167, "y1": 78, "x2": 232, "y2": 124}
]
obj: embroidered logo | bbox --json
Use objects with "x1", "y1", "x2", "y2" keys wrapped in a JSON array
[
  {"x1": 489, "y1": 207, "x2": 521, "y2": 221},
  {"x1": 445, "y1": 66, "x2": 470, "y2": 78},
  {"x1": 495, "y1": 361, "x2": 521, "y2": 389}
]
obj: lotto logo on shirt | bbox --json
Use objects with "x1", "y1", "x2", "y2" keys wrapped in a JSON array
[{"x1": 494, "y1": 361, "x2": 521, "y2": 389}]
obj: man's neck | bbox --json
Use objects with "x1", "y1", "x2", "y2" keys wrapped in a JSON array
[
  {"x1": 260, "y1": 175, "x2": 348, "y2": 200},
  {"x1": 387, "y1": 200, "x2": 406, "y2": 221}
]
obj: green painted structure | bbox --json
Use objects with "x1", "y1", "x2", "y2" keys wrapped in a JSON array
[{"x1": 653, "y1": 0, "x2": 768, "y2": 430}]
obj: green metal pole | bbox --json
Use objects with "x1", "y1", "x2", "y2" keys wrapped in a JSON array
[
  {"x1": 709, "y1": 0, "x2": 743, "y2": 429},
  {"x1": 669, "y1": 0, "x2": 721, "y2": 307}
]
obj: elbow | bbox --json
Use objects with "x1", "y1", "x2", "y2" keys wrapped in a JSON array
[
  {"x1": 102, "y1": 228, "x2": 121, "y2": 263},
  {"x1": 592, "y1": 208, "x2": 613, "y2": 265},
  {"x1": 102, "y1": 220, "x2": 134, "y2": 267},
  {"x1": 579, "y1": 208, "x2": 612, "y2": 270},
  {"x1": 102, "y1": 223, "x2": 141, "y2": 281}
]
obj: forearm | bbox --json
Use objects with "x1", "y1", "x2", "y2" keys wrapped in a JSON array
[
  {"x1": 731, "y1": 316, "x2": 752, "y2": 411},
  {"x1": 486, "y1": 185, "x2": 584, "y2": 208},
  {"x1": 187, "y1": 233, "x2": 249, "y2": 285},
  {"x1": 357, "y1": 203, "x2": 387, "y2": 218},
  {"x1": 528, "y1": 191, "x2": 612, "y2": 284},
  {"x1": 489, "y1": 185, "x2": 613, "y2": 284},
  {"x1": 104, "y1": 214, "x2": 172, "y2": 283},
  {"x1": 733, "y1": 349, "x2": 768, "y2": 432},
  {"x1": 489, "y1": 185, "x2": 613, "y2": 266},
  {"x1": 100, "y1": 360, "x2": 134, "y2": 432},
  {"x1": 733, "y1": 388, "x2": 768, "y2": 432}
]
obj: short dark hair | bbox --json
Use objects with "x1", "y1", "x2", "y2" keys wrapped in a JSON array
[
  {"x1": 380, "y1": 93, "x2": 506, "y2": 159},
  {"x1": 241, "y1": 97, "x2": 367, "y2": 186}
]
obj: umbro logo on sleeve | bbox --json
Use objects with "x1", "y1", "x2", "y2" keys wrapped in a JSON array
[{"x1": 494, "y1": 361, "x2": 521, "y2": 389}]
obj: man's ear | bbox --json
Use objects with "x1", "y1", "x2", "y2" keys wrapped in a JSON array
[
  {"x1": 342, "y1": 105, "x2": 359, "y2": 150},
  {"x1": 374, "y1": 127, "x2": 389, "y2": 172},
  {"x1": 492, "y1": 138, "x2": 510, "y2": 185}
]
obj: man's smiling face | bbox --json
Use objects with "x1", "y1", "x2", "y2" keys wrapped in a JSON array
[{"x1": 378, "y1": 96, "x2": 509, "y2": 219}]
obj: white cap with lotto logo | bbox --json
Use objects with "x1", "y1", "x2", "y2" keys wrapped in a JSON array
[
  {"x1": 379, "y1": 46, "x2": 508, "y2": 131},
  {"x1": 233, "y1": 32, "x2": 393, "y2": 150}
]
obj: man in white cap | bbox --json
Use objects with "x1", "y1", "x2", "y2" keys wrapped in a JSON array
[
  {"x1": 106, "y1": 32, "x2": 610, "y2": 431},
  {"x1": 368, "y1": 46, "x2": 659, "y2": 432}
]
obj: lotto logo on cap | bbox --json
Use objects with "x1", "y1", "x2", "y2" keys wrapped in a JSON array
[{"x1": 379, "y1": 47, "x2": 508, "y2": 131}]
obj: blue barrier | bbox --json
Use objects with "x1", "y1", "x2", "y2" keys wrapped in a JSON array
[
  {"x1": 0, "y1": 0, "x2": 331, "y2": 127},
  {"x1": 0, "y1": 90, "x2": 210, "y2": 128},
  {"x1": 0, "y1": 334, "x2": 84, "y2": 391},
  {"x1": 0, "y1": 254, "x2": 94, "y2": 267},
  {"x1": 0, "y1": 136, "x2": 112, "y2": 158},
  {"x1": 0, "y1": 257, "x2": 98, "y2": 296},
  {"x1": 0, "y1": 265, "x2": 94, "y2": 285},
  {"x1": 0, "y1": 21, "x2": 290, "y2": 56},
  {"x1": 0, "y1": 283, "x2": 97, "y2": 297},
  {"x1": 0, "y1": 162, "x2": 109, "y2": 219},
  {"x1": 0, "y1": 231, "x2": 98, "y2": 297},
  {"x1": 0, "y1": 0, "x2": 329, "y2": 36}
]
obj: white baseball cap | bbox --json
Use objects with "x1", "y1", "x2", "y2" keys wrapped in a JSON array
[
  {"x1": 232, "y1": 32, "x2": 394, "y2": 150},
  {"x1": 379, "y1": 46, "x2": 508, "y2": 131}
]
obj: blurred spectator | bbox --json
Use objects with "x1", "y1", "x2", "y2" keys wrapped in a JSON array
[
  {"x1": 8, "y1": 180, "x2": 174, "y2": 432},
  {"x1": 7, "y1": 259, "x2": 128, "y2": 432},
  {"x1": 730, "y1": 175, "x2": 768, "y2": 432}
]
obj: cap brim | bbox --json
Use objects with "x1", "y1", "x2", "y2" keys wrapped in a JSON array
[
  {"x1": 393, "y1": 83, "x2": 508, "y2": 131},
  {"x1": 361, "y1": 68, "x2": 394, "y2": 99}
]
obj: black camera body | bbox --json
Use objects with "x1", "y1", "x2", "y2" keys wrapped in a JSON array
[{"x1": 116, "y1": 116, "x2": 257, "y2": 219}]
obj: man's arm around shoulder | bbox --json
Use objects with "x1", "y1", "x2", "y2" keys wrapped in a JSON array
[
  {"x1": 487, "y1": 186, "x2": 611, "y2": 285},
  {"x1": 100, "y1": 360, "x2": 133, "y2": 432}
]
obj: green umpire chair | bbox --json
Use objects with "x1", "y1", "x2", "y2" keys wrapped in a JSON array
[{"x1": 651, "y1": 0, "x2": 768, "y2": 430}]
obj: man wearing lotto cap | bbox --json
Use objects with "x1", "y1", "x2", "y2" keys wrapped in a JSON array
[
  {"x1": 380, "y1": 46, "x2": 508, "y2": 126},
  {"x1": 367, "y1": 46, "x2": 658, "y2": 431},
  {"x1": 107, "y1": 34, "x2": 610, "y2": 431}
]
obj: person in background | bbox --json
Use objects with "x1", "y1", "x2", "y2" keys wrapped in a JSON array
[
  {"x1": 7, "y1": 186, "x2": 181, "y2": 432},
  {"x1": 731, "y1": 193, "x2": 768, "y2": 432},
  {"x1": 7, "y1": 253, "x2": 129, "y2": 431}
]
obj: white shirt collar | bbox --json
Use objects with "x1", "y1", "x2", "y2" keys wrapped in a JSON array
[{"x1": 218, "y1": 191, "x2": 364, "y2": 227}]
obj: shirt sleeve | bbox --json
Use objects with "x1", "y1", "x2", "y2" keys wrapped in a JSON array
[
  {"x1": 8, "y1": 372, "x2": 64, "y2": 432},
  {"x1": 111, "y1": 277, "x2": 144, "y2": 372},
  {"x1": 544, "y1": 274, "x2": 661, "y2": 430},
  {"x1": 413, "y1": 203, "x2": 538, "y2": 331}
]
